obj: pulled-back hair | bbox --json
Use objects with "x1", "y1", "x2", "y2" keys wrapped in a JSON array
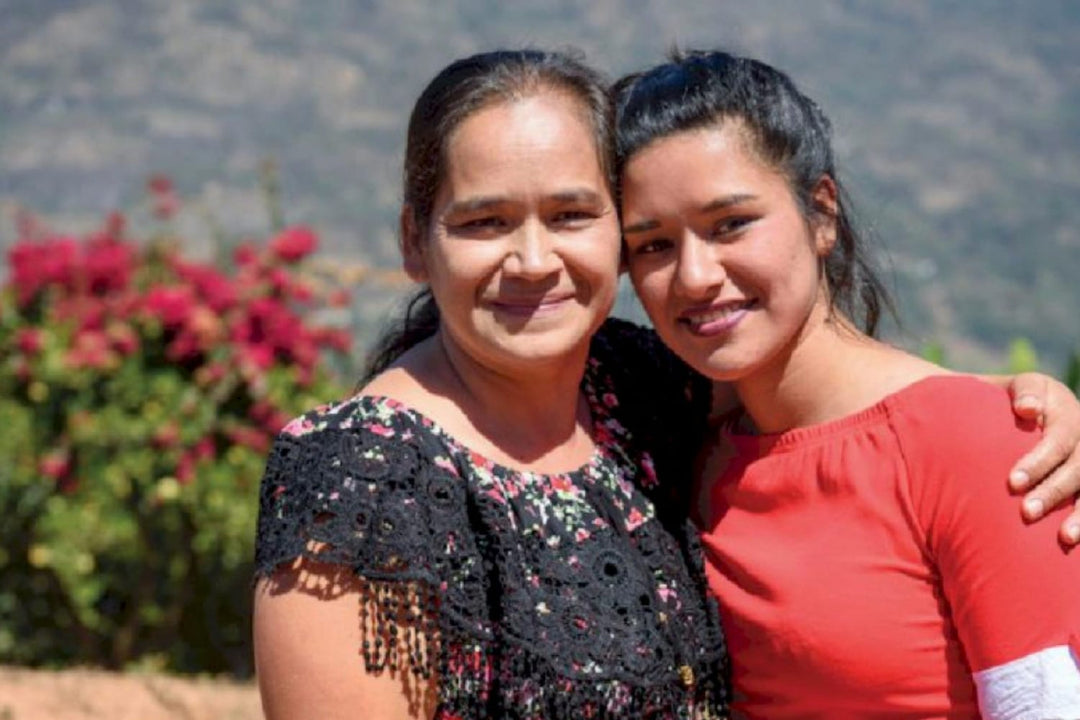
[
  {"x1": 362, "y1": 49, "x2": 613, "y2": 383},
  {"x1": 613, "y1": 49, "x2": 894, "y2": 335}
]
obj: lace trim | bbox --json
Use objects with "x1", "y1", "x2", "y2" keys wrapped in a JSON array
[{"x1": 254, "y1": 319, "x2": 729, "y2": 718}]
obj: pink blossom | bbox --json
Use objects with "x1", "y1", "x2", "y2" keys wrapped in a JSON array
[
  {"x1": 192, "y1": 437, "x2": 215, "y2": 462},
  {"x1": 328, "y1": 289, "x2": 351, "y2": 307},
  {"x1": 233, "y1": 241, "x2": 260, "y2": 268},
  {"x1": 39, "y1": 448, "x2": 71, "y2": 480},
  {"x1": 147, "y1": 175, "x2": 174, "y2": 195},
  {"x1": 173, "y1": 261, "x2": 236, "y2": 313},
  {"x1": 16, "y1": 328, "x2": 44, "y2": 355},
  {"x1": 65, "y1": 329, "x2": 115, "y2": 370},
  {"x1": 83, "y1": 239, "x2": 134, "y2": 295},
  {"x1": 143, "y1": 286, "x2": 196, "y2": 328},
  {"x1": 9, "y1": 237, "x2": 79, "y2": 304},
  {"x1": 269, "y1": 225, "x2": 318, "y2": 263},
  {"x1": 176, "y1": 452, "x2": 196, "y2": 484},
  {"x1": 226, "y1": 424, "x2": 270, "y2": 452},
  {"x1": 106, "y1": 322, "x2": 140, "y2": 356},
  {"x1": 152, "y1": 423, "x2": 181, "y2": 448}
]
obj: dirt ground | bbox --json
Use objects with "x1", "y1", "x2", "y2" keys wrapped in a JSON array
[{"x1": 0, "y1": 666, "x2": 262, "y2": 720}]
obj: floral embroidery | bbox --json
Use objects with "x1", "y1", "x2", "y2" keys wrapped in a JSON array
[{"x1": 255, "y1": 319, "x2": 728, "y2": 719}]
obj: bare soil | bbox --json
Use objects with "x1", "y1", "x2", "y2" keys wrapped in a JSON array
[{"x1": 0, "y1": 666, "x2": 261, "y2": 720}]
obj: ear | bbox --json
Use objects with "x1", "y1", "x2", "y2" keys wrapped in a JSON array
[
  {"x1": 810, "y1": 175, "x2": 839, "y2": 257},
  {"x1": 400, "y1": 205, "x2": 428, "y2": 282}
]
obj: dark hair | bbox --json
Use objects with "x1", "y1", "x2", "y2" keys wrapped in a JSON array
[
  {"x1": 362, "y1": 48, "x2": 613, "y2": 383},
  {"x1": 613, "y1": 49, "x2": 894, "y2": 335}
]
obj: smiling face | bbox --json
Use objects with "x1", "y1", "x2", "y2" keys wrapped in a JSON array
[
  {"x1": 405, "y1": 89, "x2": 621, "y2": 373},
  {"x1": 621, "y1": 121, "x2": 837, "y2": 384}
]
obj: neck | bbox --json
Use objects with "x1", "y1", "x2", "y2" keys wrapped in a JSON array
[
  {"x1": 430, "y1": 329, "x2": 593, "y2": 463},
  {"x1": 732, "y1": 309, "x2": 880, "y2": 434}
]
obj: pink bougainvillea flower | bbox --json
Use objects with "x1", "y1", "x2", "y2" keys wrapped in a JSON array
[
  {"x1": 172, "y1": 260, "x2": 236, "y2": 313},
  {"x1": 65, "y1": 329, "x2": 116, "y2": 370},
  {"x1": 327, "y1": 289, "x2": 351, "y2": 308},
  {"x1": 248, "y1": 400, "x2": 291, "y2": 435},
  {"x1": 9, "y1": 237, "x2": 80, "y2": 304},
  {"x1": 194, "y1": 361, "x2": 229, "y2": 387},
  {"x1": 315, "y1": 327, "x2": 352, "y2": 353},
  {"x1": 233, "y1": 241, "x2": 260, "y2": 268},
  {"x1": 193, "y1": 436, "x2": 216, "y2": 462},
  {"x1": 106, "y1": 321, "x2": 140, "y2": 356},
  {"x1": 269, "y1": 225, "x2": 318, "y2": 263},
  {"x1": 83, "y1": 238, "x2": 134, "y2": 295},
  {"x1": 143, "y1": 286, "x2": 196, "y2": 328},
  {"x1": 147, "y1": 174, "x2": 174, "y2": 195},
  {"x1": 15, "y1": 328, "x2": 44, "y2": 355},
  {"x1": 52, "y1": 295, "x2": 108, "y2": 332},
  {"x1": 39, "y1": 448, "x2": 72, "y2": 480},
  {"x1": 175, "y1": 452, "x2": 196, "y2": 484},
  {"x1": 147, "y1": 176, "x2": 180, "y2": 220},
  {"x1": 225, "y1": 424, "x2": 270, "y2": 452},
  {"x1": 152, "y1": 422, "x2": 181, "y2": 449}
]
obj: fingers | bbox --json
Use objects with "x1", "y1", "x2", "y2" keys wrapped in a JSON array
[
  {"x1": 1009, "y1": 373, "x2": 1080, "y2": 548},
  {"x1": 1019, "y1": 445, "x2": 1080, "y2": 547},
  {"x1": 1010, "y1": 435, "x2": 1070, "y2": 494},
  {"x1": 1008, "y1": 373, "x2": 1049, "y2": 425},
  {"x1": 1009, "y1": 374, "x2": 1080, "y2": 493},
  {"x1": 1062, "y1": 498, "x2": 1080, "y2": 547}
]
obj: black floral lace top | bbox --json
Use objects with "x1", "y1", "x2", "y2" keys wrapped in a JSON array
[{"x1": 254, "y1": 319, "x2": 730, "y2": 719}]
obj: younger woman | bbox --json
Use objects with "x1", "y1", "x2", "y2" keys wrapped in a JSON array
[{"x1": 616, "y1": 50, "x2": 1080, "y2": 718}]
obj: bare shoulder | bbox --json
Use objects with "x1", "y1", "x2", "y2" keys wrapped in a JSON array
[
  {"x1": 253, "y1": 558, "x2": 437, "y2": 720},
  {"x1": 360, "y1": 337, "x2": 453, "y2": 412},
  {"x1": 840, "y1": 342, "x2": 954, "y2": 401}
]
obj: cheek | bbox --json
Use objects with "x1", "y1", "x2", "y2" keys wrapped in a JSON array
[
  {"x1": 628, "y1": 266, "x2": 670, "y2": 319},
  {"x1": 430, "y1": 241, "x2": 501, "y2": 286}
]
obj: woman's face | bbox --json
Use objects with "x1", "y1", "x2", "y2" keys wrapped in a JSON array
[
  {"x1": 620, "y1": 122, "x2": 835, "y2": 383},
  {"x1": 406, "y1": 90, "x2": 620, "y2": 373}
]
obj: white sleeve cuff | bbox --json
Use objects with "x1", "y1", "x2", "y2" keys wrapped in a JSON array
[{"x1": 974, "y1": 644, "x2": 1080, "y2": 720}]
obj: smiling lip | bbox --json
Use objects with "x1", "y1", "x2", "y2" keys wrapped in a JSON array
[
  {"x1": 490, "y1": 294, "x2": 575, "y2": 317},
  {"x1": 679, "y1": 300, "x2": 756, "y2": 335}
]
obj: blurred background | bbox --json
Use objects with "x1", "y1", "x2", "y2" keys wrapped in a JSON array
[
  {"x1": 4, "y1": 0, "x2": 1079, "y2": 369},
  {"x1": 0, "y1": 0, "x2": 1077, "y2": 712}
]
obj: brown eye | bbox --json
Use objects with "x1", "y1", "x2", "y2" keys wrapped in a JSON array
[
  {"x1": 551, "y1": 209, "x2": 597, "y2": 227},
  {"x1": 712, "y1": 216, "x2": 753, "y2": 239},
  {"x1": 631, "y1": 238, "x2": 673, "y2": 256}
]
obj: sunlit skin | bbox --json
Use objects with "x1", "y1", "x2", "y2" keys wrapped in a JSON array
[
  {"x1": 403, "y1": 91, "x2": 621, "y2": 381},
  {"x1": 619, "y1": 122, "x2": 932, "y2": 432},
  {"x1": 622, "y1": 123, "x2": 834, "y2": 398},
  {"x1": 621, "y1": 120, "x2": 1080, "y2": 537}
]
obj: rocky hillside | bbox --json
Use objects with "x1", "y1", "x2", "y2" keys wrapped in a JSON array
[{"x1": 1, "y1": 0, "x2": 1077, "y2": 369}]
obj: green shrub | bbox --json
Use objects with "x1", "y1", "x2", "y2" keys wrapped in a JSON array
[{"x1": 0, "y1": 185, "x2": 351, "y2": 675}]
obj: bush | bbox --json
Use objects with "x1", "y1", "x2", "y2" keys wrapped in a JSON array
[{"x1": 0, "y1": 188, "x2": 352, "y2": 675}]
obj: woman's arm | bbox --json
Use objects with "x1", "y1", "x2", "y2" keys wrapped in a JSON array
[
  {"x1": 996, "y1": 373, "x2": 1080, "y2": 544},
  {"x1": 254, "y1": 559, "x2": 437, "y2": 720},
  {"x1": 906, "y1": 381, "x2": 1080, "y2": 717}
]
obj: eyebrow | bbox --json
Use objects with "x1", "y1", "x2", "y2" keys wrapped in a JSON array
[
  {"x1": 622, "y1": 193, "x2": 758, "y2": 235},
  {"x1": 549, "y1": 189, "x2": 606, "y2": 205},
  {"x1": 444, "y1": 196, "x2": 507, "y2": 215},
  {"x1": 444, "y1": 189, "x2": 607, "y2": 216}
]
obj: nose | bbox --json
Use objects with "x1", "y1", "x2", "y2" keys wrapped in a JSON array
[
  {"x1": 673, "y1": 231, "x2": 726, "y2": 298},
  {"x1": 503, "y1": 219, "x2": 561, "y2": 279}
]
